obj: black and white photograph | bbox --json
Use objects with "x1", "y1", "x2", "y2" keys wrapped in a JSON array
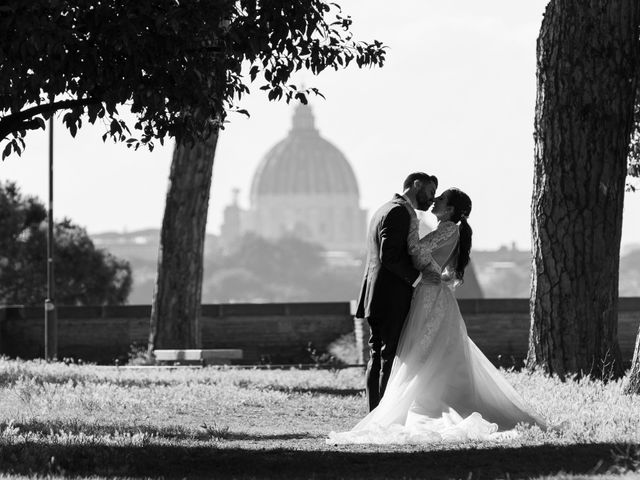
[{"x1": 1, "y1": 0, "x2": 640, "y2": 478}]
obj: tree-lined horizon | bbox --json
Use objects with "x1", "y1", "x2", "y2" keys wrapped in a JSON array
[{"x1": 0, "y1": 181, "x2": 132, "y2": 306}]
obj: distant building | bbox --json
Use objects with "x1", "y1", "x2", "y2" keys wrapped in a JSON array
[
  {"x1": 472, "y1": 244, "x2": 532, "y2": 298},
  {"x1": 220, "y1": 104, "x2": 483, "y2": 299},
  {"x1": 221, "y1": 103, "x2": 367, "y2": 255}
]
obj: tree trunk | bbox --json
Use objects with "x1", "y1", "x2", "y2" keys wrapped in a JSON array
[
  {"x1": 149, "y1": 131, "x2": 219, "y2": 351},
  {"x1": 528, "y1": 0, "x2": 640, "y2": 380}
]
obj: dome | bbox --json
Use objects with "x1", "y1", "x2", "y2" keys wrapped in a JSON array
[{"x1": 250, "y1": 104, "x2": 360, "y2": 204}]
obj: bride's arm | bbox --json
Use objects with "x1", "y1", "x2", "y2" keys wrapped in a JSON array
[
  {"x1": 407, "y1": 220, "x2": 458, "y2": 279},
  {"x1": 407, "y1": 210, "x2": 420, "y2": 256},
  {"x1": 419, "y1": 221, "x2": 458, "y2": 253}
]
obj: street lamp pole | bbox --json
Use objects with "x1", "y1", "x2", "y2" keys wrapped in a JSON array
[{"x1": 44, "y1": 116, "x2": 57, "y2": 361}]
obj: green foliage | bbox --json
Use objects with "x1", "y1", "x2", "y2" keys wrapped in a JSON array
[
  {"x1": 204, "y1": 233, "x2": 363, "y2": 302},
  {"x1": 0, "y1": 181, "x2": 132, "y2": 305},
  {"x1": 0, "y1": 0, "x2": 386, "y2": 158}
]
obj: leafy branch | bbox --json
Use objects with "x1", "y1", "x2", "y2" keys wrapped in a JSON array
[{"x1": 0, "y1": 0, "x2": 387, "y2": 159}]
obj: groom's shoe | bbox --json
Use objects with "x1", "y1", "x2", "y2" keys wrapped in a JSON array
[{"x1": 366, "y1": 354, "x2": 381, "y2": 411}]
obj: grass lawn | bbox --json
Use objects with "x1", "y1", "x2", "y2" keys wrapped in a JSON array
[{"x1": 0, "y1": 358, "x2": 639, "y2": 479}]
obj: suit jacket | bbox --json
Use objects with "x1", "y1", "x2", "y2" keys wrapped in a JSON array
[{"x1": 356, "y1": 194, "x2": 421, "y2": 320}]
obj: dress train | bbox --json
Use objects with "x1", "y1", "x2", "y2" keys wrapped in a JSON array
[{"x1": 328, "y1": 272, "x2": 546, "y2": 445}]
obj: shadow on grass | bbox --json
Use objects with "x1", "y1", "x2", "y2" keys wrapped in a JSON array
[
  {"x1": 225, "y1": 432, "x2": 319, "y2": 441},
  {"x1": 271, "y1": 386, "x2": 365, "y2": 397},
  {"x1": 6, "y1": 419, "x2": 318, "y2": 442},
  {"x1": 0, "y1": 441, "x2": 636, "y2": 479},
  {"x1": 7, "y1": 419, "x2": 203, "y2": 441},
  {"x1": 0, "y1": 371, "x2": 180, "y2": 388}
]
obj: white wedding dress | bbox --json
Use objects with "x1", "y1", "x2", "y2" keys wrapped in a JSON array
[{"x1": 328, "y1": 210, "x2": 546, "y2": 445}]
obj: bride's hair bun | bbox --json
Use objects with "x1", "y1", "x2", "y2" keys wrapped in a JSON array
[{"x1": 445, "y1": 188, "x2": 472, "y2": 224}]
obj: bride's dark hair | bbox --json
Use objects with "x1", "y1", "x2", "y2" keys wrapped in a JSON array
[{"x1": 443, "y1": 188, "x2": 472, "y2": 281}]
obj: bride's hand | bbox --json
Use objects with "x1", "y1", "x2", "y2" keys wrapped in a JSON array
[{"x1": 420, "y1": 270, "x2": 442, "y2": 285}]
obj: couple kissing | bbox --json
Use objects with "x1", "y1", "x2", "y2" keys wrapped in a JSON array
[{"x1": 328, "y1": 172, "x2": 547, "y2": 445}]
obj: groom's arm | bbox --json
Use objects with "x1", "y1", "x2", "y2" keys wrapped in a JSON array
[{"x1": 379, "y1": 207, "x2": 421, "y2": 286}]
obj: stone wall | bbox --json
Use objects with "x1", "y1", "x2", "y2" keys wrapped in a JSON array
[
  {"x1": 0, "y1": 303, "x2": 353, "y2": 364},
  {"x1": 355, "y1": 298, "x2": 640, "y2": 368},
  {"x1": 1, "y1": 299, "x2": 639, "y2": 367}
]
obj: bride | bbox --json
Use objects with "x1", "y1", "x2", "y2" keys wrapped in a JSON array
[{"x1": 328, "y1": 188, "x2": 547, "y2": 444}]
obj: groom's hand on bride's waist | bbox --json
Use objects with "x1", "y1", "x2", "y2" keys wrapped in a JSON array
[{"x1": 419, "y1": 271, "x2": 442, "y2": 285}]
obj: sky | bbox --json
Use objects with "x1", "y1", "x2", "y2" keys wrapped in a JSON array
[{"x1": 2, "y1": 0, "x2": 640, "y2": 251}]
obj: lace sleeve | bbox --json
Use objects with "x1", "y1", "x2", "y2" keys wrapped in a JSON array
[
  {"x1": 408, "y1": 220, "x2": 458, "y2": 272},
  {"x1": 419, "y1": 221, "x2": 458, "y2": 252},
  {"x1": 407, "y1": 209, "x2": 420, "y2": 257}
]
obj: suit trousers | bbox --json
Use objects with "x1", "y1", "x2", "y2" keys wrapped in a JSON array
[{"x1": 365, "y1": 314, "x2": 406, "y2": 411}]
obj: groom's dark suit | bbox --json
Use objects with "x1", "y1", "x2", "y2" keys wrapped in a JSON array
[{"x1": 356, "y1": 194, "x2": 421, "y2": 411}]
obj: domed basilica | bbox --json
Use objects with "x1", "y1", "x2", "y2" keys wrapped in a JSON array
[
  {"x1": 219, "y1": 104, "x2": 483, "y2": 298},
  {"x1": 220, "y1": 104, "x2": 367, "y2": 254}
]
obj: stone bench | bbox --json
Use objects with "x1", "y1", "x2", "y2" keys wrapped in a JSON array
[{"x1": 153, "y1": 349, "x2": 243, "y2": 366}]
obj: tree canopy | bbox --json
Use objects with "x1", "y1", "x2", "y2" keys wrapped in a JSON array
[
  {"x1": 0, "y1": 0, "x2": 386, "y2": 159},
  {"x1": 0, "y1": 181, "x2": 132, "y2": 305}
]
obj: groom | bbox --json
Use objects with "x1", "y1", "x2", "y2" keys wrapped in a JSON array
[{"x1": 356, "y1": 172, "x2": 438, "y2": 411}]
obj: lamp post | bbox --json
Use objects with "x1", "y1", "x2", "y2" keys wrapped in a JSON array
[{"x1": 44, "y1": 116, "x2": 57, "y2": 361}]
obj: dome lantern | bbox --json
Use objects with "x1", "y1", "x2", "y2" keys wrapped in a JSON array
[{"x1": 291, "y1": 103, "x2": 317, "y2": 132}]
